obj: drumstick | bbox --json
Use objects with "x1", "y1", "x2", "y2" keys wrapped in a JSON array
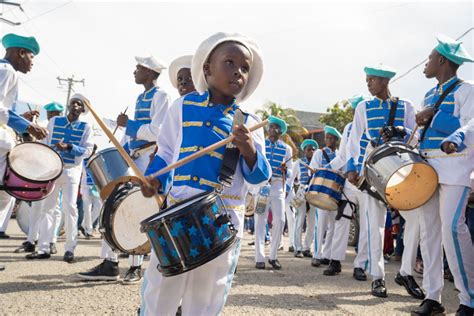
[
  {"x1": 299, "y1": 160, "x2": 316, "y2": 173},
  {"x1": 82, "y1": 100, "x2": 163, "y2": 205},
  {"x1": 109, "y1": 106, "x2": 128, "y2": 143},
  {"x1": 148, "y1": 119, "x2": 269, "y2": 178},
  {"x1": 407, "y1": 125, "x2": 419, "y2": 147}
]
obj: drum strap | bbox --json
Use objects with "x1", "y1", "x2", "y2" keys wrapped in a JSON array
[
  {"x1": 419, "y1": 79, "x2": 463, "y2": 143},
  {"x1": 322, "y1": 149, "x2": 331, "y2": 165},
  {"x1": 218, "y1": 109, "x2": 245, "y2": 187},
  {"x1": 0, "y1": 185, "x2": 42, "y2": 192},
  {"x1": 387, "y1": 97, "x2": 399, "y2": 127}
]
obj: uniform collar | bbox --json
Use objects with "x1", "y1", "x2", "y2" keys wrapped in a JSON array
[{"x1": 437, "y1": 76, "x2": 458, "y2": 94}]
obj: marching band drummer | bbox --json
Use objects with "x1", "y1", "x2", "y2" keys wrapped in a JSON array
[
  {"x1": 309, "y1": 125, "x2": 340, "y2": 267},
  {"x1": 346, "y1": 64, "x2": 416, "y2": 298},
  {"x1": 254, "y1": 115, "x2": 293, "y2": 270},
  {"x1": 411, "y1": 35, "x2": 474, "y2": 316},
  {"x1": 322, "y1": 95, "x2": 371, "y2": 278},
  {"x1": 139, "y1": 32, "x2": 271, "y2": 315},
  {"x1": 168, "y1": 55, "x2": 196, "y2": 97},
  {"x1": 293, "y1": 139, "x2": 318, "y2": 258},
  {"x1": 0, "y1": 34, "x2": 48, "y2": 271},
  {"x1": 26, "y1": 94, "x2": 93, "y2": 263},
  {"x1": 79, "y1": 55, "x2": 171, "y2": 284}
]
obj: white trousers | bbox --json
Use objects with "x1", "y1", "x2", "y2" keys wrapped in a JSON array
[
  {"x1": 399, "y1": 209, "x2": 420, "y2": 277},
  {"x1": 313, "y1": 209, "x2": 336, "y2": 260},
  {"x1": 419, "y1": 184, "x2": 474, "y2": 307},
  {"x1": 330, "y1": 182, "x2": 360, "y2": 261},
  {"x1": 0, "y1": 191, "x2": 14, "y2": 232},
  {"x1": 294, "y1": 203, "x2": 316, "y2": 252},
  {"x1": 37, "y1": 168, "x2": 81, "y2": 253},
  {"x1": 0, "y1": 128, "x2": 16, "y2": 234},
  {"x1": 81, "y1": 187, "x2": 101, "y2": 234},
  {"x1": 353, "y1": 191, "x2": 369, "y2": 269},
  {"x1": 366, "y1": 195, "x2": 387, "y2": 280},
  {"x1": 284, "y1": 198, "x2": 296, "y2": 249},
  {"x1": 140, "y1": 238, "x2": 241, "y2": 316},
  {"x1": 255, "y1": 194, "x2": 285, "y2": 262},
  {"x1": 27, "y1": 202, "x2": 42, "y2": 243}
]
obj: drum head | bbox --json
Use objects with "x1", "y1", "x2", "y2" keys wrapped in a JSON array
[
  {"x1": 113, "y1": 189, "x2": 160, "y2": 251},
  {"x1": 9, "y1": 143, "x2": 63, "y2": 181},
  {"x1": 385, "y1": 162, "x2": 438, "y2": 210}
]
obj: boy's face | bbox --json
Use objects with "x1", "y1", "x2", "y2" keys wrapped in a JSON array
[
  {"x1": 47, "y1": 110, "x2": 62, "y2": 121},
  {"x1": 423, "y1": 49, "x2": 442, "y2": 79},
  {"x1": 324, "y1": 133, "x2": 337, "y2": 148},
  {"x1": 366, "y1": 75, "x2": 388, "y2": 97},
  {"x1": 205, "y1": 42, "x2": 252, "y2": 98},
  {"x1": 304, "y1": 145, "x2": 316, "y2": 160},
  {"x1": 177, "y1": 68, "x2": 195, "y2": 96},
  {"x1": 17, "y1": 48, "x2": 34, "y2": 74},
  {"x1": 68, "y1": 99, "x2": 85, "y2": 119},
  {"x1": 134, "y1": 64, "x2": 150, "y2": 84}
]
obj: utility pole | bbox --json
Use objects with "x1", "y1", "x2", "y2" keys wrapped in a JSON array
[{"x1": 56, "y1": 75, "x2": 85, "y2": 107}]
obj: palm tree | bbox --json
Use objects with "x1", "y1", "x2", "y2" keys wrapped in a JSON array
[{"x1": 256, "y1": 101, "x2": 308, "y2": 156}]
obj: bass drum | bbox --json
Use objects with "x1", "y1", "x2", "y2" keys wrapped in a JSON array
[{"x1": 15, "y1": 200, "x2": 64, "y2": 235}]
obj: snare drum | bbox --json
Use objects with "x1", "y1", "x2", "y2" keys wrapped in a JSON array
[
  {"x1": 140, "y1": 191, "x2": 237, "y2": 277},
  {"x1": 87, "y1": 148, "x2": 140, "y2": 200},
  {"x1": 306, "y1": 168, "x2": 345, "y2": 211},
  {"x1": 255, "y1": 184, "x2": 270, "y2": 214},
  {"x1": 3, "y1": 142, "x2": 63, "y2": 201},
  {"x1": 364, "y1": 141, "x2": 438, "y2": 210},
  {"x1": 100, "y1": 182, "x2": 160, "y2": 255}
]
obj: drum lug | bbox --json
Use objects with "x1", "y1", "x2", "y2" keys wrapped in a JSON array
[{"x1": 215, "y1": 214, "x2": 231, "y2": 226}]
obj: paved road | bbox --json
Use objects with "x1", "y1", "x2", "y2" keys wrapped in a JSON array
[{"x1": 0, "y1": 221, "x2": 459, "y2": 315}]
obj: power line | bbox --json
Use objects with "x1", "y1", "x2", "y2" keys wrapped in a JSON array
[
  {"x1": 18, "y1": 77, "x2": 54, "y2": 101},
  {"x1": 57, "y1": 75, "x2": 85, "y2": 106},
  {"x1": 20, "y1": 1, "x2": 72, "y2": 25},
  {"x1": 392, "y1": 27, "x2": 474, "y2": 84}
]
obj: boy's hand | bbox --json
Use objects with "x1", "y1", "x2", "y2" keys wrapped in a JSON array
[
  {"x1": 117, "y1": 113, "x2": 128, "y2": 127},
  {"x1": 416, "y1": 108, "x2": 435, "y2": 126},
  {"x1": 232, "y1": 124, "x2": 256, "y2": 168},
  {"x1": 441, "y1": 141, "x2": 458, "y2": 154},
  {"x1": 140, "y1": 176, "x2": 162, "y2": 197}
]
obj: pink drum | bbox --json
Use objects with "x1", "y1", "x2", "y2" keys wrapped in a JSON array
[{"x1": 3, "y1": 142, "x2": 63, "y2": 201}]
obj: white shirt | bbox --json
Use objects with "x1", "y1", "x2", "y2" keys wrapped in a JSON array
[{"x1": 0, "y1": 61, "x2": 18, "y2": 126}]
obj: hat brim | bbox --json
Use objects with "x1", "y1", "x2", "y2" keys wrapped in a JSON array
[{"x1": 191, "y1": 33, "x2": 263, "y2": 103}]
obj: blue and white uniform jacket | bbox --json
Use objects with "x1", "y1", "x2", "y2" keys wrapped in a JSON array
[
  {"x1": 123, "y1": 86, "x2": 171, "y2": 154},
  {"x1": 420, "y1": 77, "x2": 474, "y2": 186},
  {"x1": 265, "y1": 138, "x2": 293, "y2": 196},
  {"x1": 310, "y1": 146, "x2": 338, "y2": 170},
  {"x1": 294, "y1": 157, "x2": 312, "y2": 186},
  {"x1": 146, "y1": 91, "x2": 271, "y2": 238},
  {"x1": 346, "y1": 98, "x2": 416, "y2": 175},
  {"x1": 330, "y1": 123, "x2": 369, "y2": 175}
]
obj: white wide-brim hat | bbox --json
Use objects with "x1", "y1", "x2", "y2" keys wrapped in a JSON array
[
  {"x1": 191, "y1": 32, "x2": 263, "y2": 103},
  {"x1": 135, "y1": 55, "x2": 167, "y2": 74},
  {"x1": 168, "y1": 55, "x2": 193, "y2": 89},
  {"x1": 69, "y1": 93, "x2": 90, "y2": 115}
]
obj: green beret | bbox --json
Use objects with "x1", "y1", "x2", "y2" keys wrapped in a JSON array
[
  {"x1": 324, "y1": 125, "x2": 342, "y2": 139},
  {"x1": 364, "y1": 64, "x2": 396, "y2": 79},
  {"x1": 300, "y1": 139, "x2": 318, "y2": 151},
  {"x1": 348, "y1": 94, "x2": 367, "y2": 109},
  {"x1": 44, "y1": 102, "x2": 64, "y2": 112},
  {"x1": 435, "y1": 34, "x2": 473, "y2": 65},
  {"x1": 268, "y1": 115, "x2": 287, "y2": 135},
  {"x1": 2, "y1": 33, "x2": 40, "y2": 55}
]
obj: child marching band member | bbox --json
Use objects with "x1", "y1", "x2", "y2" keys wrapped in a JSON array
[
  {"x1": 254, "y1": 116, "x2": 293, "y2": 270},
  {"x1": 411, "y1": 35, "x2": 474, "y2": 316},
  {"x1": 139, "y1": 32, "x2": 270, "y2": 315},
  {"x1": 79, "y1": 55, "x2": 171, "y2": 284},
  {"x1": 293, "y1": 139, "x2": 318, "y2": 258},
  {"x1": 346, "y1": 64, "x2": 416, "y2": 298},
  {"x1": 169, "y1": 55, "x2": 196, "y2": 96},
  {"x1": 26, "y1": 94, "x2": 94, "y2": 263}
]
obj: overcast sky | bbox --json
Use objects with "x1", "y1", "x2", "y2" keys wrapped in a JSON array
[{"x1": 1, "y1": 1, "x2": 473, "y2": 121}]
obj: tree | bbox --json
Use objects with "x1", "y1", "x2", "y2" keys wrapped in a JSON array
[
  {"x1": 319, "y1": 99, "x2": 354, "y2": 132},
  {"x1": 256, "y1": 101, "x2": 308, "y2": 156}
]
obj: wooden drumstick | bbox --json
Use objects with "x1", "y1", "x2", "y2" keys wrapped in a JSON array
[
  {"x1": 82, "y1": 101, "x2": 163, "y2": 205},
  {"x1": 109, "y1": 106, "x2": 128, "y2": 143},
  {"x1": 407, "y1": 125, "x2": 419, "y2": 147},
  {"x1": 148, "y1": 119, "x2": 269, "y2": 178},
  {"x1": 299, "y1": 160, "x2": 316, "y2": 173}
]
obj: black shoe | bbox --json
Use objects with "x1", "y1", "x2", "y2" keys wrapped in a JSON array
[
  {"x1": 444, "y1": 268, "x2": 454, "y2": 283},
  {"x1": 0, "y1": 265, "x2": 4, "y2": 271},
  {"x1": 26, "y1": 251, "x2": 51, "y2": 260},
  {"x1": 248, "y1": 241, "x2": 255, "y2": 246},
  {"x1": 255, "y1": 262, "x2": 265, "y2": 269},
  {"x1": 324, "y1": 260, "x2": 341, "y2": 276},
  {"x1": 353, "y1": 268, "x2": 367, "y2": 281},
  {"x1": 320, "y1": 258, "x2": 330, "y2": 265},
  {"x1": 456, "y1": 304, "x2": 474, "y2": 316},
  {"x1": 63, "y1": 251, "x2": 74, "y2": 263},
  {"x1": 78, "y1": 260, "x2": 120, "y2": 281},
  {"x1": 294, "y1": 251, "x2": 304, "y2": 258},
  {"x1": 302, "y1": 250, "x2": 312, "y2": 258},
  {"x1": 371, "y1": 279, "x2": 387, "y2": 298},
  {"x1": 395, "y1": 272, "x2": 425, "y2": 300},
  {"x1": 122, "y1": 266, "x2": 142, "y2": 284},
  {"x1": 50, "y1": 243, "x2": 57, "y2": 255},
  {"x1": 311, "y1": 258, "x2": 321, "y2": 267},
  {"x1": 411, "y1": 299, "x2": 445, "y2": 316},
  {"x1": 78, "y1": 226, "x2": 86, "y2": 236},
  {"x1": 84, "y1": 233, "x2": 93, "y2": 240},
  {"x1": 14, "y1": 241, "x2": 35, "y2": 253},
  {"x1": 119, "y1": 253, "x2": 129, "y2": 259},
  {"x1": 0, "y1": 232, "x2": 10, "y2": 239},
  {"x1": 288, "y1": 246, "x2": 294, "y2": 253},
  {"x1": 268, "y1": 259, "x2": 282, "y2": 270}
]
